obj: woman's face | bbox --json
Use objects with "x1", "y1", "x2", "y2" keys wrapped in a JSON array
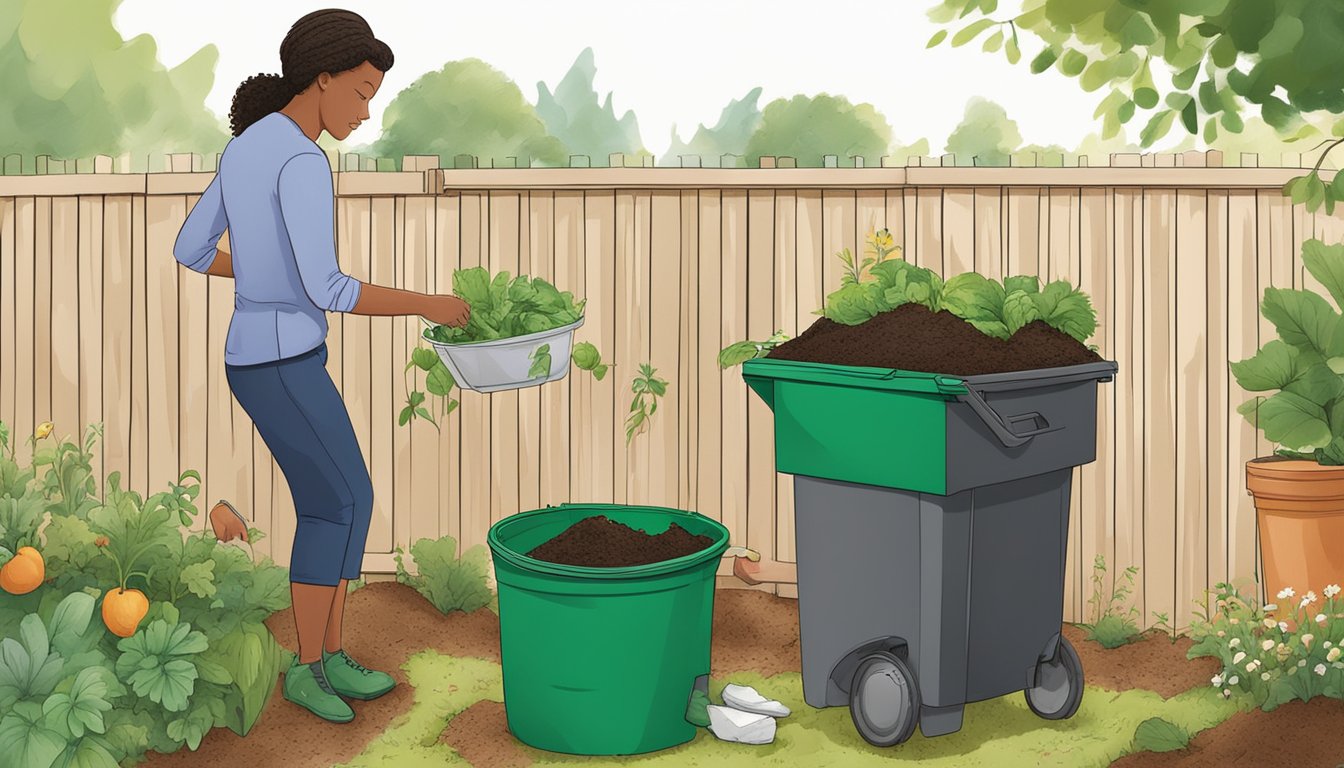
[{"x1": 317, "y1": 60, "x2": 384, "y2": 142}]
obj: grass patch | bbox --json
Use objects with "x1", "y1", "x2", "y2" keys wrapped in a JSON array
[{"x1": 340, "y1": 653, "x2": 1246, "y2": 768}]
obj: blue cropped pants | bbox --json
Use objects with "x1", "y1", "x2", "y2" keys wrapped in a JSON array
[{"x1": 225, "y1": 343, "x2": 373, "y2": 586}]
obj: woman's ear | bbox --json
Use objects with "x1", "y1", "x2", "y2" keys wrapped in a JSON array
[{"x1": 316, "y1": 72, "x2": 332, "y2": 91}]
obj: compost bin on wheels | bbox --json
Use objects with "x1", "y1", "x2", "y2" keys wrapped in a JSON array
[{"x1": 741, "y1": 357, "x2": 1118, "y2": 747}]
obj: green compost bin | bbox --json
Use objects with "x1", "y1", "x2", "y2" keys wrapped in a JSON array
[
  {"x1": 487, "y1": 503, "x2": 731, "y2": 755},
  {"x1": 741, "y1": 357, "x2": 1118, "y2": 495}
]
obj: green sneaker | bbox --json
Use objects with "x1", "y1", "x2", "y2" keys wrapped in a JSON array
[
  {"x1": 322, "y1": 649, "x2": 396, "y2": 701},
  {"x1": 283, "y1": 659, "x2": 354, "y2": 723}
]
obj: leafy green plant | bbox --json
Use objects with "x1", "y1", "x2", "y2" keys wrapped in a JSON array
[
  {"x1": 1151, "y1": 611, "x2": 1179, "y2": 644},
  {"x1": 1132, "y1": 717, "x2": 1190, "y2": 753},
  {"x1": 1190, "y1": 579, "x2": 1344, "y2": 711},
  {"x1": 1082, "y1": 554, "x2": 1142, "y2": 649},
  {"x1": 404, "y1": 268, "x2": 606, "y2": 427},
  {"x1": 32, "y1": 424, "x2": 102, "y2": 519},
  {"x1": 394, "y1": 536, "x2": 492, "y2": 615},
  {"x1": 347, "y1": 577, "x2": 366, "y2": 593},
  {"x1": 626, "y1": 364, "x2": 669, "y2": 444},
  {"x1": 718, "y1": 331, "x2": 790, "y2": 369},
  {"x1": 1231, "y1": 239, "x2": 1344, "y2": 464},
  {"x1": 571, "y1": 341, "x2": 611, "y2": 380}
]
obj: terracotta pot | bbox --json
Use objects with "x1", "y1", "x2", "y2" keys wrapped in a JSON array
[{"x1": 1246, "y1": 457, "x2": 1344, "y2": 606}]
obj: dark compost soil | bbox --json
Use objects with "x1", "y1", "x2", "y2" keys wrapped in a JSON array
[
  {"x1": 1061, "y1": 625, "x2": 1219, "y2": 699},
  {"x1": 526, "y1": 515, "x2": 715, "y2": 567},
  {"x1": 766, "y1": 303, "x2": 1103, "y2": 376}
]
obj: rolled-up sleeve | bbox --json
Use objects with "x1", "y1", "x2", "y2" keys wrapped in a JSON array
[
  {"x1": 277, "y1": 152, "x2": 363, "y2": 312},
  {"x1": 174, "y1": 173, "x2": 227, "y2": 273}
]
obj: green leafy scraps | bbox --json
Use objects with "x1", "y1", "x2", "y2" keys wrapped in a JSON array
[{"x1": 626, "y1": 364, "x2": 669, "y2": 444}]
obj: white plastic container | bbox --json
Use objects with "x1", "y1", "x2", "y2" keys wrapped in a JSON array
[{"x1": 422, "y1": 317, "x2": 585, "y2": 393}]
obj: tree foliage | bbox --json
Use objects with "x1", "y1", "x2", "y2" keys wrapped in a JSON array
[
  {"x1": 535, "y1": 47, "x2": 646, "y2": 165},
  {"x1": 744, "y1": 93, "x2": 893, "y2": 168},
  {"x1": 945, "y1": 96, "x2": 1023, "y2": 165},
  {"x1": 0, "y1": 0, "x2": 227, "y2": 163},
  {"x1": 927, "y1": 0, "x2": 1344, "y2": 210},
  {"x1": 659, "y1": 87, "x2": 764, "y2": 166},
  {"x1": 372, "y1": 59, "x2": 566, "y2": 169}
]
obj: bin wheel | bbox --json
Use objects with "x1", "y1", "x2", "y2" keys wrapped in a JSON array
[
  {"x1": 849, "y1": 650, "x2": 921, "y2": 747},
  {"x1": 1025, "y1": 636, "x2": 1084, "y2": 720}
]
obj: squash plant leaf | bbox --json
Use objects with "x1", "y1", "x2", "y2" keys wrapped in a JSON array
[{"x1": 529, "y1": 344, "x2": 552, "y2": 379}]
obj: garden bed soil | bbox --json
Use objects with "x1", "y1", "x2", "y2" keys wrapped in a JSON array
[
  {"x1": 1110, "y1": 697, "x2": 1344, "y2": 767},
  {"x1": 1062, "y1": 625, "x2": 1220, "y2": 699},
  {"x1": 766, "y1": 303, "x2": 1103, "y2": 376},
  {"x1": 138, "y1": 581, "x2": 500, "y2": 768},
  {"x1": 441, "y1": 701, "x2": 530, "y2": 768},
  {"x1": 525, "y1": 515, "x2": 715, "y2": 567}
]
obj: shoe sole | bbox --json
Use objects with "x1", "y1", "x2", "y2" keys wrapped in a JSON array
[
  {"x1": 283, "y1": 690, "x2": 355, "y2": 723},
  {"x1": 334, "y1": 683, "x2": 396, "y2": 701}
]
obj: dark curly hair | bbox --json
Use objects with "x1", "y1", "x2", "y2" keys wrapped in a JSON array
[{"x1": 228, "y1": 8, "x2": 394, "y2": 137}]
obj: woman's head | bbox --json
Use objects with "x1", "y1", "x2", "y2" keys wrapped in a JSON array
[{"x1": 228, "y1": 8, "x2": 393, "y2": 139}]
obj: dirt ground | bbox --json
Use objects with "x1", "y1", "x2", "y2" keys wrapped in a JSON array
[
  {"x1": 139, "y1": 583, "x2": 1218, "y2": 768},
  {"x1": 1111, "y1": 698, "x2": 1344, "y2": 767}
]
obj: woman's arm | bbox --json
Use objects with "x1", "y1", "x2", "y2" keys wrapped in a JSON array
[
  {"x1": 277, "y1": 152, "x2": 470, "y2": 326},
  {"x1": 174, "y1": 173, "x2": 228, "y2": 274},
  {"x1": 205, "y1": 248, "x2": 233, "y2": 278}
]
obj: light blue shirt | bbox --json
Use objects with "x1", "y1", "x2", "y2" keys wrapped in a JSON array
[{"x1": 174, "y1": 111, "x2": 363, "y2": 366}]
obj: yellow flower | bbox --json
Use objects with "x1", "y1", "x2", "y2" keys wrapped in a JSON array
[
  {"x1": 34, "y1": 422, "x2": 53, "y2": 440},
  {"x1": 873, "y1": 228, "x2": 894, "y2": 250}
]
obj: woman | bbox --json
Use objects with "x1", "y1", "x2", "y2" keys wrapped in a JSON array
[{"x1": 173, "y1": 9, "x2": 470, "y2": 724}]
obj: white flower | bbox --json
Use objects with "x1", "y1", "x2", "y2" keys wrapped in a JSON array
[
  {"x1": 1326, "y1": 584, "x2": 1341, "y2": 599},
  {"x1": 1212, "y1": 674, "x2": 1224, "y2": 687},
  {"x1": 1263, "y1": 639, "x2": 1277, "y2": 651},
  {"x1": 1228, "y1": 675, "x2": 1240, "y2": 685},
  {"x1": 1302, "y1": 591, "x2": 1319, "y2": 608},
  {"x1": 1262, "y1": 672, "x2": 1272, "y2": 681},
  {"x1": 1303, "y1": 634, "x2": 1315, "y2": 649},
  {"x1": 1316, "y1": 663, "x2": 1328, "y2": 676},
  {"x1": 1299, "y1": 659, "x2": 1309, "y2": 668},
  {"x1": 1223, "y1": 689, "x2": 1233, "y2": 698},
  {"x1": 1263, "y1": 604, "x2": 1279, "y2": 612},
  {"x1": 1265, "y1": 618, "x2": 1279, "y2": 629},
  {"x1": 1280, "y1": 622, "x2": 1290, "y2": 632},
  {"x1": 1335, "y1": 662, "x2": 1344, "y2": 670},
  {"x1": 1279, "y1": 587, "x2": 1297, "y2": 600},
  {"x1": 1246, "y1": 661, "x2": 1259, "y2": 672},
  {"x1": 1230, "y1": 618, "x2": 1240, "y2": 625},
  {"x1": 1229, "y1": 638, "x2": 1241, "y2": 648},
  {"x1": 1233, "y1": 651, "x2": 1247, "y2": 665},
  {"x1": 1217, "y1": 630, "x2": 1227, "y2": 638},
  {"x1": 1329, "y1": 647, "x2": 1342, "y2": 663},
  {"x1": 1318, "y1": 614, "x2": 1329, "y2": 624}
]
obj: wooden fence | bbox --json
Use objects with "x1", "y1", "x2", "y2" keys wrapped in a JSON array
[{"x1": 0, "y1": 150, "x2": 1329, "y2": 629}]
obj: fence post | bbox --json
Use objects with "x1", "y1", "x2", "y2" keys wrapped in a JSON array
[
  {"x1": 375, "y1": 157, "x2": 395, "y2": 172},
  {"x1": 343, "y1": 153, "x2": 361, "y2": 172},
  {"x1": 822, "y1": 154, "x2": 838, "y2": 168},
  {"x1": 453, "y1": 154, "x2": 477, "y2": 169},
  {"x1": 1204, "y1": 149, "x2": 1224, "y2": 168},
  {"x1": 492, "y1": 157, "x2": 518, "y2": 169},
  {"x1": 1240, "y1": 152, "x2": 1259, "y2": 168},
  {"x1": 759, "y1": 155, "x2": 776, "y2": 169},
  {"x1": 2, "y1": 154, "x2": 19, "y2": 175},
  {"x1": 93, "y1": 155, "x2": 113, "y2": 174},
  {"x1": 568, "y1": 154, "x2": 591, "y2": 168},
  {"x1": 721, "y1": 154, "x2": 746, "y2": 168},
  {"x1": 778, "y1": 156, "x2": 797, "y2": 168},
  {"x1": 167, "y1": 153, "x2": 193, "y2": 173},
  {"x1": 608, "y1": 152, "x2": 624, "y2": 168},
  {"x1": 678, "y1": 155, "x2": 701, "y2": 168},
  {"x1": 851, "y1": 155, "x2": 865, "y2": 168}
]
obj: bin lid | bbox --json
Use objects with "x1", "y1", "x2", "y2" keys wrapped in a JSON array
[{"x1": 741, "y1": 359, "x2": 969, "y2": 409}]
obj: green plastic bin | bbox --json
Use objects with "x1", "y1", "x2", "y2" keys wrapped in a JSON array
[
  {"x1": 742, "y1": 358, "x2": 1118, "y2": 495},
  {"x1": 487, "y1": 503, "x2": 731, "y2": 755}
]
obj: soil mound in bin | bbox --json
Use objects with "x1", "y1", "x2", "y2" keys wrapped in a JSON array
[
  {"x1": 766, "y1": 303, "x2": 1102, "y2": 376},
  {"x1": 526, "y1": 515, "x2": 715, "y2": 567}
]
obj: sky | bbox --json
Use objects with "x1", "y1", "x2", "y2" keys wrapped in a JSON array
[{"x1": 113, "y1": 0, "x2": 1174, "y2": 157}]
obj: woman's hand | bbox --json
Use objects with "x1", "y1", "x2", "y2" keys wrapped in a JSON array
[{"x1": 423, "y1": 295, "x2": 471, "y2": 328}]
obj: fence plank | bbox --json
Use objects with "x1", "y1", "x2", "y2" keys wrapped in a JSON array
[
  {"x1": 0, "y1": 198, "x2": 13, "y2": 440},
  {"x1": 339, "y1": 197, "x2": 373, "y2": 555},
  {"x1": 145, "y1": 195, "x2": 184, "y2": 497},
  {"x1": 583, "y1": 191, "x2": 616, "y2": 505},
  {"x1": 1175, "y1": 188, "x2": 1209, "y2": 629},
  {"x1": 1046, "y1": 186, "x2": 1084, "y2": 619},
  {"x1": 178, "y1": 195, "x2": 207, "y2": 498},
  {"x1": 774, "y1": 187, "x2": 798, "y2": 572},
  {"x1": 14, "y1": 198, "x2": 35, "y2": 461},
  {"x1": 973, "y1": 188, "x2": 1003, "y2": 281},
  {"x1": 616, "y1": 191, "x2": 648, "y2": 503},
  {"x1": 404, "y1": 195, "x2": 437, "y2": 547},
  {"x1": 551, "y1": 191, "x2": 580, "y2": 508},
  {"x1": 205, "y1": 226, "x2": 233, "y2": 527},
  {"x1": 368, "y1": 196, "x2": 396, "y2": 554},
  {"x1": 129, "y1": 196, "x2": 148, "y2": 497},
  {"x1": 50, "y1": 197, "x2": 79, "y2": 450},
  {"x1": 518, "y1": 191, "x2": 543, "y2": 513},
  {"x1": 721, "y1": 190, "x2": 749, "y2": 549},
  {"x1": 650, "y1": 191, "x2": 681, "y2": 508},
  {"x1": 1005, "y1": 188, "x2": 1039, "y2": 279},
  {"x1": 943, "y1": 188, "x2": 975, "y2": 275},
  {"x1": 697, "y1": 190, "x2": 724, "y2": 528},
  {"x1": 488, "y1": 191, "x2": 522, "y2": 527},
  {"x1": 746, "y1": 188, "x2": 775, "y2": 565},
  {"x1": 390, "y1": 195, "x2": 413, "y2": 556},
  {"x1": 434, "y1": 193, "x2": 463, "y2": 547},
  {"x1": 1079, "y1": 187, "x2": 1112, "y2": 627},
  {"x1": 1143, "y1": 187, "x2": 1178, "y2": 628},
  {"x1": 1112, "y1": 186, "x2": 1144, "y2": 620},
  {"x1": 679, "y1": 190, "x2": 699, "y2": 512},
  {"x1": 458, "y1": 192, "x2": 491, "y2": 551},
  {"x1": 1207, "y1": 190, "x2": 1230, "y2": 595}
]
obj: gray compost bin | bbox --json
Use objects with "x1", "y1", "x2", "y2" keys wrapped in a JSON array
[{"x1": 742, "y1": 358, "x2": 1118, "y2": 746}]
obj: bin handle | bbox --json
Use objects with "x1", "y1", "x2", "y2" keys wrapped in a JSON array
[{"x1": 959, "y1": 386, "x2": 1062, "y2": 448}]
